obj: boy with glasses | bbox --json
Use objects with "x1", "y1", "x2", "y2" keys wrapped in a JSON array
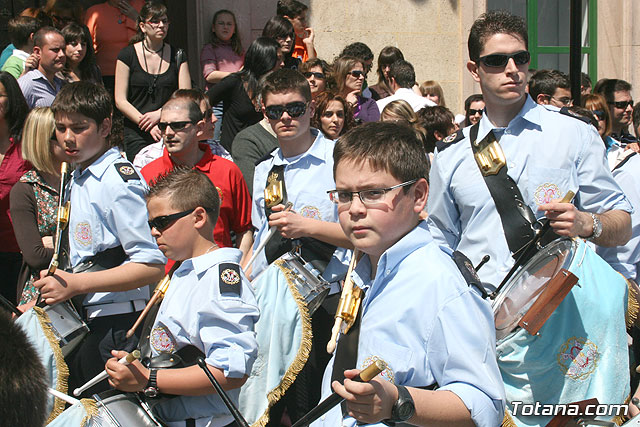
[
  {"x1": 106, "y1": 167, "x2": 259, "y2": 427},
  {"x1": 528, "y1": 69, "x2": 573, "y2": 108},
  {"x1": 141, "y1": 97, "x2": 253, "y2": 268},
  {"x1": 315, "y1": 122, "x2": 504, "y2": 427}
]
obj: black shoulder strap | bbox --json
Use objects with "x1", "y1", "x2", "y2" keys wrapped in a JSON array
[
  {"x1": 469, "y1": 124, "x2": 539, "y2": 258},
  {"x1": 613, "y1": 151, "x2": 637, "y2": 172}
]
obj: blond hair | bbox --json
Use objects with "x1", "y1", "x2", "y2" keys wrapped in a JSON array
[{"x1": 21, "y1": 107, "x2": 58, "y2": 175}]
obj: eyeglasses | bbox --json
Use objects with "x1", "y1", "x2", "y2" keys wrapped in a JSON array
[
  {"x1": 468, "y1": 108, "x2": 483, "y2": 116},
  {"x1": 348, "y1": 70, "x2": 365, "y2": 79},
  {"x1": 157, "y1": 121, "x2": 195, "y2": 132},
  {"x1": 303, "y1": 71, "x2": 325, "y2": 80},
  {"x1": 608, "y1": 100, "x2": 634, "y2": 109},
  {"x1": 549, "y1": 96, "x2": 573, "y2": 106},
  {"x1": 146, "y1": 18, "x2": 170, "y2": 27},
  {"x1": 477, "y1": 51, "x2": 530, "y2": 68},
  {"x1": 592, "y1": 110, "x2": 606, "y2": 120},
  {"x1": 148, "y1": 208, "x2": 195, "y2": 232},
  {"x1": 264, "y1": 101, "x2": 308, "y2": 120},
  {"x1": 327, "y1": 179, "x2": 418, "y2": 205}
]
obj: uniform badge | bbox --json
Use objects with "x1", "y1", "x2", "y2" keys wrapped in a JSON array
[
  {"x1": 557, "y1": 336, "x2": 599, "y2": 380},
  {"x1": 442, "y1": 133, "x2": 457, "y2": 144},
  {"x1": 219, "y1": 263, "x2": 241, "y2": 296},
  {"x1": 74, "y1": 222, "x2": 92, "y2": 247},
  {"x1": 300, "y1": 205, "x2": 322, "y2": 220},
  {"x1": 150, "y1": 323, "x2": 176, "y2": 353},
  {"x1": 534, "y1": 183, "x2": 561, "y2": 205},
  {"x1": 362, "y1": 355, "x2": 395, "y2": 384},
  {"x1": 114, "y1": 163, "x2": 140, "y2": 182},
  {"x1": 216, "y1": 186, "x2": 224, "y2": 202}
]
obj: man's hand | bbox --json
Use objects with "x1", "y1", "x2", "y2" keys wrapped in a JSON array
[
  {"x1": 117, "y1": 0, "x2": 139, "y2": 21},
  {"x1": 106, "y1": 350, "x2": 149, "y2": 392},
  {"x1": 138, "y1": 110, "x2": 161, "y2": 132},
  {"x1": 625, "y1": 142, "x2": 640, "y2": 154},
  {"x1": 332, "y1": 369, "x2": 397, "y2": 424},
  {"x1": 34, "y1": 270, "x2": 81, "y2": 305},
  {"x1": 303, "y1": 27, "x2": 315, "y2": 46},
  {"x1": 268, "y1": 204, "x2": 308, "y2": 239},
  {"x1": 42, "y1": 235, "x2": 54, "y2": 249},
  {"x1": 537, "y1": 202, "x2": 592, "y2": 238},
  {"x1": 24, "y1": 53, "x2": 39, "y2": 73}
]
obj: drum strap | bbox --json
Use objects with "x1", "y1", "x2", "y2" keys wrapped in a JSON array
[
  {"x1": 612, "y1": 151, "x2": 637, "y2": 172},
  {"x1": 469, "y1": 124, "x2": 538, "y2": 258}
]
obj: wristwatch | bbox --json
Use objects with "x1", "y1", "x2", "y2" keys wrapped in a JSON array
[
  {"x1": 588, "y1": 212, "x2": 603, "y2": 240},
  {"x1": 143, "y1": 369, "x2": 159, "y2": 398},
  {"x1": 383, "y1": 385, "x2": 415, "y2": 425}
]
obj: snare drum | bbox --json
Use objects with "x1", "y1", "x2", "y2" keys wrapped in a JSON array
[
  {"x1": 42, "y1": 301, "x2": 89, "y2": 357},
  {"x1": 91, "y1": 390, "x2": 164, "y2": 427},
  {"x1": 492, "y1": 238, "x2": 579, "y2": 341}
]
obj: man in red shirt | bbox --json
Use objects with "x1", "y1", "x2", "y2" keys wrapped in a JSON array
[{"x1": 141, "y1": 97, "x2": 253, "y2": 266}]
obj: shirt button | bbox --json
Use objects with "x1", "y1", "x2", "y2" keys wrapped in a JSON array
[
  {"x1": 510, "y1": 162, "x2": 516, "y2": 168},
  {"x1": 386, "y1": 269, "x2": 391, "y2": 275},
  {"x1": 505, "y1": 129, "x2": 511, "y2": 135}
]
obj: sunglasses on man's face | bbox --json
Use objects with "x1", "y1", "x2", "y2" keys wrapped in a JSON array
[
  {"x1": 148, "y1": 208, "x2": 195, "y2": 232},
  {"x1": 349, "y1": 70, "x2": 365, "y2": 79},
  {"x1": 468, "y1": 108, "x2": 483, "y2": 116},
  {"x1": 477, "y1": 50, "x2": 530, "y2": 68},
  {"x1": 303, "y1": 71, "x2": 325, "y2": 80},
  {"x1": 264, "y1": 101, "x2": 308, "y2": 120},
  {"x1": 608, "y1": 100, "x2": 634, "y2": 109},
  {"x1": 157, "y1": 121, "x2": 195, "y2": 133}
]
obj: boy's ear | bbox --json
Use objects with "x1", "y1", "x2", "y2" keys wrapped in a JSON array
[
  {"x1": 98, "y1": 117, "x2": 112, "y2": 138},
  {"x1": 192, "y1": 206, "x2": 209, "y2": 229},
  {"x1": 467, "y1": 60, "x2": 480, "y2": 83},
  {"x1": 412, "y1": 177, "x2": 429, "y2": 213}
]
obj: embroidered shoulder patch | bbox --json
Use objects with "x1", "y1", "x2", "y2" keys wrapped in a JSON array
[
  {"x1": 74, "y1": 222, "x2": 92, "y2": 247},
  {"x1": 219, "y1": 263, "x2": 241, "y2": 296},
  {"x1": 114, "y1": 163, "x2": 140, "y2": 181},
  {"x1": 362, "y1": 355, "x2": 395, "y2": 384},
  {"x1": 150, "y1": 323, "x2": 176, "y2": 353},
  {"x1": 435, "y1": 129, "x2": 465, "y2": 152},
  {"x1": 557, "y1": 336, "x2": 599, "y2": 380},
  {"x1": 559, "y1": 107, "x2": 593, "y2": 125}
]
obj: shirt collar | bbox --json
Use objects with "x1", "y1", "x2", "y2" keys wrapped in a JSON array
[
  {"x1": 178, "y1": 247, "x2": 242, "y2": 277},
  {"x1": 477, "y1": 95, "x2": 541, "y2": 141},
  {"x1": 161, "y1": 143, "x2": 215, "y2": 172},
  {"x1": 74, "y1": 147, "x2": 120, "y2": 180},
  {"x1": 273, "y1": 128, "x2": 331, "y2": 165}
]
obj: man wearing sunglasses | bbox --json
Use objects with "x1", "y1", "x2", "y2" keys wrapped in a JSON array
[
  {"x1": 596, "y1": 79, "x2": 637, "y2": 145},
  {"x1": 376, "y1": 60, "x2": 435, "y2": 113},
  {"x1": 428, "y1": 10, "x2": 632, "y2": 427},
  {"x1": 141, "y1": 97, "x2": 253, "y2": 269}
]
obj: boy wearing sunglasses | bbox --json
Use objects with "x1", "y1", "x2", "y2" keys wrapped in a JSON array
[
  {"x1": 34, "y1": 81, "x2": 166, "y2": 395},
  {"x1": 315, "y1": 121, "x2": 504, "y2": 427},
  {"x1": 427, "y1": 10, "x2": 632, "y2": 426},
  {"x1": 106, "y1": 167, "x2": 259, "y2": 426}
]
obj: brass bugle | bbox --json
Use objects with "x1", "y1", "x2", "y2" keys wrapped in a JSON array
[
  {"x1": 326, "y1": 248, "x2": 361, "y2": 354},
  {"x1": 125, "y1": 274, "x2": 170, "y2": 339}
]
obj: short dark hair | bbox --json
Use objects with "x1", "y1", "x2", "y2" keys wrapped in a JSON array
[
  {"x1": 581, "y1": 72, "x2": 592, "y2": 89},
  {"x1": 595, "y1": 79, "x2": 632, "y2": 103},
  {"x1": 417, "y1": 106, "x2": 456, "y2": 153},
  {"x1": 528, "y1": 69, "x2": 571, "y2": 99},
  {"x1": 8, "y1": 16, "x2": 38, "y2": 49},
  {"x1": 389, "y1": 60, "x2": 415, "y2": 89},
  {"x1": 146, "y1": 166, "x2": 220, "y2": 226},
  {"x1": 334, "y1": 121, "x2": 429, "y2": 185},
  {"x1": 0, "y1": 72, "x2": 29, "y2": 139},
  {"x1": 162, "y1": 98, "x2": 204, "y2": 123},
  {"x1": 0, "y1": 310, "x2": 48, "y2": 427},
  {"x1": 171, "y1": 88, "x2": 211, "y2": 120},
  {"x1": 262, "y1": 15, "x2": 295, "y2": 41},
  {"x1": 52, "y1": 81, "x2": 113, "y2": 127},
  {"x1": 633, "y1": 102, "x2": 640, "y2": 133},
  {"x1": 276, "y1": 0, "x2": 308, "y2": 18},
  {"x1": 33, "y1": 26, "x2": 62, "y2": 48},
  {"x1": 261, "y1": 68, "x2": 312, "y2": 104},
  {"x1": 339, "y1": 42, "x2": 374, "y2": 62},
  {"x1": 468, "y1": 10, "x2": 528, "y2": 63}
]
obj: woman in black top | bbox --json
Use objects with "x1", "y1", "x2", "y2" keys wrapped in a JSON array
[
  {"x1": 207, "y1": 37, "x2": 283, "y2": 153},
  {"x1": 114, "y1": 1, "x2": 191, "y2": 160}
]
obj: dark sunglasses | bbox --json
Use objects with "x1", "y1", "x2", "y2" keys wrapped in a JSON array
[
  {"x1": 478, "y1": 51, "x2": 530, "y2": 68},
  {"x1": 608, "y1": 100, "x2": 634, "y2": 109},
  {"x1": 349, "y1": 70, "x2": 365, "y2": 78},
  {"x1": 468, "y1": 108, "x2": 483, "y2": 116},
  {"x1": 303, "y1": 71, "x2": 325, "y2": 80},
  {"x1": 592, "y1": 110, "x2": 606, "y2": 120},
  {"x1": 148, "y1": 208, "x2": 195, "y2": 232},
  {"x1": 157, "y1": 121, "x2": 195, "y2": 132},
  {"x1": 264, "y1": 101, "x2": 308, "y2": 120}
]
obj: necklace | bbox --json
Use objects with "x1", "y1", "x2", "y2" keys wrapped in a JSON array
[
  {"x1": 142, "y1": 42, "x2": 164, "y2": 95},
  {"x1": 143, "y1": 40, "x2": 164, "y2": 54},
  {"x1": 204, "y1": 244, "x2": 218, "y2": 255}
]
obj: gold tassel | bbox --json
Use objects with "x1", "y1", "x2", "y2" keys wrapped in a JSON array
[
  {"x1": 34, "y1": 306, "x2": 70, "y2": 424},
  {"x1": 79, "y1": 398, "x2": 99, "y2": 427},
  {"x1": 501, "y1": 409, "x2": 518, "y2": 427},
  {"x1": 625, "y1": 277, "x2": 639, "y2": 330},
  {"x1": 611, "y1": 394, "x2": 631, "y2": 426},
  {"x1": 252, "y1": 259, "x2": 314, "y2": 427}
]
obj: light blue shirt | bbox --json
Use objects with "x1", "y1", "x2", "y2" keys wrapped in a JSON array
[
  {"x1": 313, "y1": 221, "x2": 506, "y2": 427},
  {"x1": 68, "y1": 147, "x2": 166, "y2": 305},
  {"x1": 150, "y1": 248, "x2": 259, "y2": 425},
  {"x1": 427, "y1": 96, "x2": 632, "y2": 290},
  {"x1": 597, "y1": 150, "x2": 640, "y2": 280},
  {"x1": 251, "y1": 129, "x2": 339, "y2": 277},
  {"x1": 17, "y1": 68, "x2": 64, "y2": 108}
]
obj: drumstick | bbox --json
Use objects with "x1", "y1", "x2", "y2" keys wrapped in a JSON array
[
  {"x1": 49, "y1": 387, "x2": 80, "y2": 406},
  {"x1": 244, "y1": 202, "x2": 293, "y2": 272},
  {"x1": 196, "y1": 358, "x2": 250, "y2": 427},
  {"x1": 125, "y1": 275, "x2": 171, "y2": 339},
  {"x1": 72, "y1": 350, "x2": 140, "y2": 396}
]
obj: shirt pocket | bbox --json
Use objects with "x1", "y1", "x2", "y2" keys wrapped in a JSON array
[
  {"x1": 524, "y1": 167, "x2": 577, "y2": 211},
  {"x1": 357, "y1": 335, "x2": 414, "y2": 385}
]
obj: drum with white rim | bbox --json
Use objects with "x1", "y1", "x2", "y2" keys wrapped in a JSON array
[
  {"x1": 492, "y1": 237, "x2": 580, "y2": 341},
  {"x1": 42, "y1": 301, "x2": 89, "y2": 357},
  {"x1": 91, "y1": 390, "x2": 164, "y2": 427}
]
